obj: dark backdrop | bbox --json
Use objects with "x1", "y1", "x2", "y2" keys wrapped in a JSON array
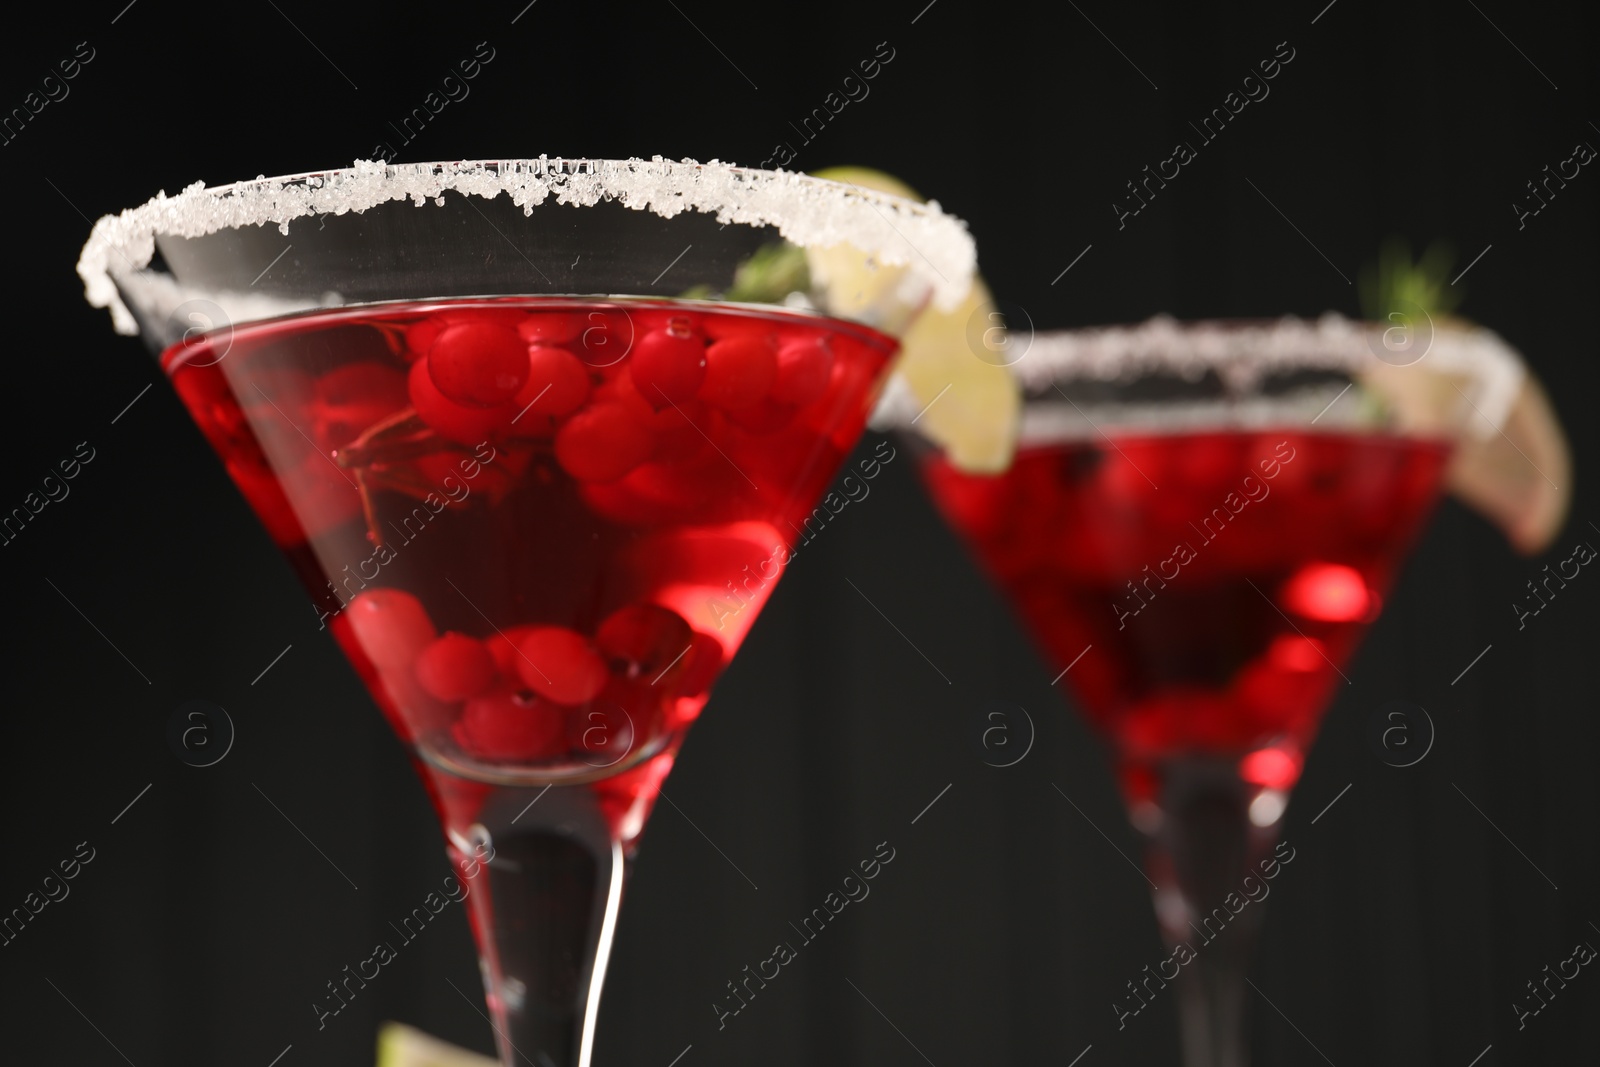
[{"x1": 3, "y1": 1, "x2": 1597, "y2": 1065}]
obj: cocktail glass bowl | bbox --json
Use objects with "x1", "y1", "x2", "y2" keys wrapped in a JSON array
[
  {"x1": 79, "y1": 158, "x2": 975, "y2": 1067},
  {"x1": 915, "y1": 314, "x2": 1538, "y2": 1067}
]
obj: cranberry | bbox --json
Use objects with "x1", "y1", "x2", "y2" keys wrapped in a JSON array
[
  {"x1": 413, "y1": 632, "x2": 497, "y2": 702},
  {"x1": 596, "y1": 604, "x2": 693, "y2": 680},
  {"x1": 648, "y1": 400, "x2": 708, "y2": 463},
  {"x1": 427, "y1": 323, "x2": 529, "y2": 407},
  {"x1": 510, "y1": 345, "x2": 590, "y2": 425},
  {"x1": 771, "y1": 338, "x2": 834, "y2": 408},
  {"x1": 568, "y1": 689, "x2": 639, "y2": 768},
  {"x1": 486, "y1": 624, "x2": 541, "y2": 682},
  {"x1": 408, "y1": 359, "x2": 509, "y2": 445},
  {"x1": 595, "y1": 373, "x2": 657, "y2": 421},
  {"x1": 346, "y1": 589, "x2": 436, "y2": 669},
  {"x1": 405, "y1": 317, "x2": 445, "y2": 362},
  {"x1": 1097, "y1": 444, "x2": 1162, "y2": 503},
  {"x1": 701, "y1": 334, "x2": 777, "y2": 410},
  {"x1": 317, "y1": 362, "x2": 405, "y2": 409},
  {"x1": 1173, "y1": 435, "x2": 1243, "y2": 491},
  {"x1": 675, "y1": 631, "x2": 725, "y2": 697},
  {"x1": 516, "y1": 626, "x2": 609, "y2": 705},
  {"x1": 378, "y1": 663, "x2": 455, "y2": 736},
  {"x1": 629, "y1": 326, "x2": 706, "y2": 408},
  {"x1": 554, "y1": 402, "x2": 654, "y2": 482},
  {"x1": 274, "y1": 451, "x2": 363, "y2": 536},
  {"x1": 579, "y1": 476, "x2": 690, "y2": 527},
  {"x1": 518, "y1": 311, "x2": 584, "y2": 346},
  {"x1": 1238, "y1": 747, "x2": 1302, "y2": 791},
  {"x1": 455, "y1": 685, "x2": 567, "y2": 761},
  {"x1": 725, "y1": 397, "x2": 797, "y2": 435},
  {"x1": 313, "y1": 363, "x2": 407, "y2": 450},
  {"x1": 575, "y1": 310, "x2": 635, "y2": 368},
  {"x1": 1280, "y1": 562, "x2": 1371, "y2": 622}
]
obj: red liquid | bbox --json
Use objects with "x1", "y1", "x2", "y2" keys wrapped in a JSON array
[
  {"x1": 922, "y1": 431, "x2": 1450, "y2": 799},
  {"x1": 165, "y1": 298, "x2": 896, "y2": 835}
]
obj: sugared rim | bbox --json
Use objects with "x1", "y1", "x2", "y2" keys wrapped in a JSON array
[
  {"x1": 1011, "y1": 313, "x2": 1525, "y2": 431},
  {"x1": 78, "y1": 157, "x2": 978, "y2": 335}
]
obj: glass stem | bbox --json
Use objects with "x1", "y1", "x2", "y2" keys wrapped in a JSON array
[
  {"x1": 1136, "y1": 760, "x2": 1280, "y2": 1067},
  {"x1": 440, "y1": 778, "x2": 626, "y2": 1067}
]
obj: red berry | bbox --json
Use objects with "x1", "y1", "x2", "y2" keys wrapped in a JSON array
[
  {"x1": 675, "y1": 631, "x2": 725, "y2": 697},
  {"x1": 1281, "y1": 562, "x2": 1371, "y2": 622},
  {"x1": 405, "y1": 317, "x2": 445, "y2": 362},
  {"x1": 771, "y1": 338, "x2": 835, "y2": 408},
  {"x1": 595, "y1": 373, "x2": 657, "y2": 420},
  {"x1": 346, "y1": 589, "x2": 436, "y2": 668},
  {"x1": 629, "y1": 328, "x2": 706, "y2": 408},
  {"x1": 312, "y1": 363, "x2": 407, "y2": 450},
  {"x1": 317, "y1": 362, "x2": 405, "y2": 408},
  {"x1": 574, "y1": 310, "x2": 635, "y2": 368},
  {"x1": 701, "y1": 334, "x2": 777, "y2": 410},
  {"x1": 414, "y1": 632, "x2": 497, "y2": 702},
  {"x1": 516, "y1": 626, "x2": 609, "y2": 705},
  {"x1": 486, "y1": 624, "x2": 540, "y2": 682},
  {"x1": 567, "y1": 691, "x2": 638, "y2": 768},
  {"x1": 376, "y1": 659, "x2": 456, "y2": 737},
  {"x1": 408, "y1": 359, "x2": 509, "y2": 445},
  {"x1": 648, "y1": 400, "x2": 708, "y2": 462},
  {"x1": 518, "y1": 311, "x2": 584, "y2": 346},
  {"x1": 554, "y1": 402, "x2": 654, "y2": 482},
  {"x1": 455, "y1": 685, "x2": 567, "y2": 761},
  {"x1": 509, "y1": 344, "x2": 590, "y2": 423},
  {"x1": 427, "y1": 323, "x2": 529, "y2": 407},
  {"x1": 725, "y1": 397, "x2": 797, "y2": 435},
  {"x1": 274, "y1": 451, "x2": 363, "y2": 537},
  {"x1": 596, "y1": 604, "x2": 693, "y2": 680}
]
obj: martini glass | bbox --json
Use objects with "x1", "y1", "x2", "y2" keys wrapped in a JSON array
[
  {"x1": 77, "y1": 158, "x2": 975, "y2": 1067},
  {"x1": 913, "y1": 315, "x2": 1566, "y2": 1067}
]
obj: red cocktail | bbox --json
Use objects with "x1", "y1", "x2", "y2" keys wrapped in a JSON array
[
  {"x1": 170, "y1": 296, "x2": 891, "y2": 813},
  {"x1": 168, "y1": 295, "x2": 894, "y2": 1051},
  {"x1": 909, "y1": 314, "x2": 1562, "y2": 1067},
  {"x1": 176, "y1": 295, "x2": 896, "y2": 806},
  {"x1": 924, "y1": 430, "x2": 1449, "y2": 806},
  {"x1": 80, "y1": 159, "x2": 976, "y2": 1067}
]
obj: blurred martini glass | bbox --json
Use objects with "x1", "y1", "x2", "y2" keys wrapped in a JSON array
[
  {"x1": 77, "y1": 158, "x2": 975, "y2": 1067},
  {"x1": 913, "y1": 313, "x2": 1567, "y2": 1067}
]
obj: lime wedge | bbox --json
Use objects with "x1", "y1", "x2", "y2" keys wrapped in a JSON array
[
  {"x1": 1444, "y1": 368, "x2": 1570, "y2": 554},
  {"x1": 1358, "y1": 244, "x2": 1571, "y2": 553},
  {"x1": 1355, "y1": 322, "x2": 1571, "y2": 554},
  {"x1": 809, "y1": 166, "x2": 1020, "y2": 472},
  {"x1": 892, "y1": 275, "x2": 1022, "y2": 472},
  {"x1": 376, "y1": 1023, "x2": 498, "y2": 1067}
]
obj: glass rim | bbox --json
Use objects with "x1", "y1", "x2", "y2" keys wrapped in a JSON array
[
  {"x1": 77, "y1": 157, "x2": 977, "y2": 336},
  {"x1": 873, "y1": 311, "x2": 1529, "y2": 448},
  {"x1": 1009, "y1": 312, "x2": 1517, "y2": 378},
  {"x1": 1002, "y1": 312, "x2": 1525, "y2": 430}
]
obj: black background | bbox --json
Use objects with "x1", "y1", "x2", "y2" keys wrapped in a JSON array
[{"x1": 3, "y1": 1, "x2": 1598, "y2": 1065}]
